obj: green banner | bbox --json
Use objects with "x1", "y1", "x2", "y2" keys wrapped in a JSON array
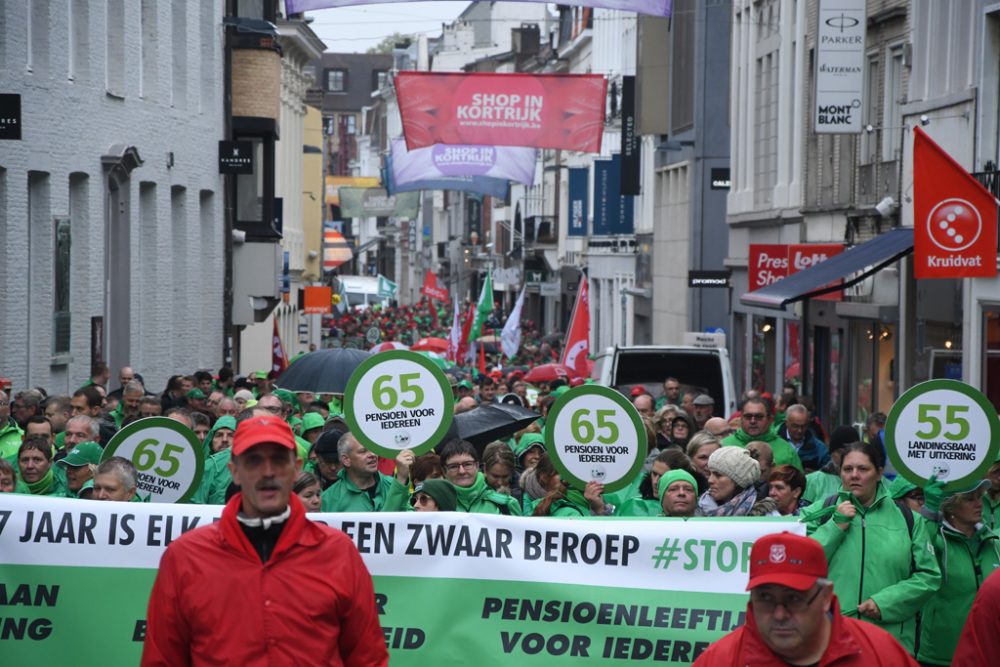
[{"x1": 0, "y1": 495, "x2": 804, "y2": 665}]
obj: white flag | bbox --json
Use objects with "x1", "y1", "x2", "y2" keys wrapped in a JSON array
[
  {"x1": 500, "y1": 287, "x2": 527, "y2": 359},
  {"x1": 447, "y1": 297, "x2": 461, "y2": 362}
]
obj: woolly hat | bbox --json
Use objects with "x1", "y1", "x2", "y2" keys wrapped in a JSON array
[
  {"x1": 411, "y1": 479, "x2": 457, "y2": 512},
  {"x1": 707, "y1": 447, "x2": 760, "y2": 490},
  {"x1": 658, "y1": 469, "x2": 698, "y2": 505}
]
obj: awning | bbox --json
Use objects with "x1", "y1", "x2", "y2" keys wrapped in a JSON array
[
  {"x1": 740, "y1": 228, "x2": 914, "y2": 309},
  {"x1": 322, "y1": 228, "x2": 353, "y2": 272}
]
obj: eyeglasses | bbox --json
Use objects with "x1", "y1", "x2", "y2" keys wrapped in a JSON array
[
  {"x1": 743, "y1": 413, "x2": 767, "y2": 422},
  {"x1": 750, "y1": 586, "x2": 824, "y2": 613},
  {"x1": 444, "y1": 460, "x2": 478, "y2": 473},
  {"x1": 261, "y1": 405, "x2": 283, "y2": 414}
]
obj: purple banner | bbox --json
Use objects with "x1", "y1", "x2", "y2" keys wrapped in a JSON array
[
  {"x1": 287, "y1": 0, "x2": 673, "y2": 18},
  {"x1": 391, "y1": 138, "x2": 537, "y2": 187}
]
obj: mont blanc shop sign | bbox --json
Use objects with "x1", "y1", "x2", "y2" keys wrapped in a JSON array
[
  {"x1": 218, "y1": 141, "x2": 254, "y2": 174},
  {"x1": 815, "y1": 0, "x2": 866, "y2": 134}
]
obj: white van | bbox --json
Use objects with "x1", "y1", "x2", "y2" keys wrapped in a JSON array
[
  {"x1": 593, "y1": 345, "x2": 737, "y2": 418},
  {"x1": 339, "y1": 275, "x2": 390, "y2": 312}
]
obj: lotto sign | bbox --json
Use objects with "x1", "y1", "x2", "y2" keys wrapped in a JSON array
[
  {"x1": 748, "y1": 243, "x2": 844, "y2": 300},
  {"x1": 545, "y1": 385, "x2": 647, "y2": 493},
  {"x1": 913, "y1": 126, "x2": 998, "y2": 278},
  {"x1": 101, "y1": 418, "x2": 204, "y2": 503},
  {"x1": 885, "y1": 380, "x2": 1000, "y2": 492},
  {"x1": 343, "y1": 350, "x2": 454, "y2": 458}
]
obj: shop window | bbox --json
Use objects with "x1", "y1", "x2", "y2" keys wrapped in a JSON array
[{"x1": 983, "y1": 308, "x2": 1000, "y2": 411}]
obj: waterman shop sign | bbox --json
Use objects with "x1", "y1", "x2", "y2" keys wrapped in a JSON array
[
  {"x1": 815, "y1": 0, "x2": 866, "y2": 134},
  {"x1": 218, "y1": 140, "x2": 253, "y2": 174}
]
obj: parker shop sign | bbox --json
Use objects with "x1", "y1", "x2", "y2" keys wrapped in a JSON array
[
  {"x1": 815, "y1": 0, "x2": 866, "y2": 134},
  {"x1": 748, "y1": 243, "x2": 845, "y2": 300}
]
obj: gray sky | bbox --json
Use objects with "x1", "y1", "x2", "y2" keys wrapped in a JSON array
[{"x1": 306, "y1": 2, "x2": 472, "y2": 53}]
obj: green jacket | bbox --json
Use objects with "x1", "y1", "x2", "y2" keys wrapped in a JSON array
[
  {"x1": 802, "y1": 470, "x2": 841, "y2": 505},
  {"x1": 189, "y1": 449, "x2": 233, "y2": 505},
  {"x1": 801, "y1": 484, "x2": 941, "y2": 652},
  {"x1": 917, "y1": 515, "x2": 1000, "y2": 665},
  {"x1": 982, "y1": 493, "x2": 1000, "y2": 532},
  {"x1": 615, "y1": 496, "x2": 661, "y2": 517},
  {"x1": 0, "y1": 419, "x2": 24, "y2": 460},
  {"x1": 202, "y1": 416, "x2": 237, "y2": 458},
  {"x1": 523, "y1": 492, "x2": 590, "y2": 518},
  {"x1": 320, "y1": 468, "x2": 408, "y2": 512},
  {"x1": 454, "y1": 472, "x2": 521, "y2": 515},
  {"x1": 721, "y1": 426, "x2": 803, "y2": 472}
]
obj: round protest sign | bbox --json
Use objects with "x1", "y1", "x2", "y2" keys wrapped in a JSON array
[
  {"x1": 885, "y1": 379, "x2": 1000, "y2": 492},
  {"x1": 344, "y1": 350, "x2": 454, "y2": 458},
  {"x1": 101, "y1": 417, "x2": 204, "y2": 503},
  {"x1": 545, "y1": 385, "x2": 647, "y2": 493}
]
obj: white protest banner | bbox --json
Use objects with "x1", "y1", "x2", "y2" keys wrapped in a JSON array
[{"x1": 0, "y1": 494, "x2": 803, "y2": 665}]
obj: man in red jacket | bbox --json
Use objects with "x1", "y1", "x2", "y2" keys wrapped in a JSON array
[
  {"x1": 694, "y1": 532, "x2": 917, "y2": 666},
  {"x1": 952, "y1": 567, "x2": 1000, "y2": 665},
  {"x1": 141, "y1": 415, "x2": 388, "y2": 666}
]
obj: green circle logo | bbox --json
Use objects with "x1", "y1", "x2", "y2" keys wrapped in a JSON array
[
  {"x1": 885, "y1": 379, "x2": 1000, "y2": 492},
  {"x1": 343, "y1": 350, "x2": 455, "y2": 458},
  {"x1": 102, "y1": 417, "x2": 205, "y2": 503},
  {"x1": 544, "y1": 385, "x2": 647, "y2": 493}
]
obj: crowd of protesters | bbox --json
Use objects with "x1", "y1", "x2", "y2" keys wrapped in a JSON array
[{"x1": 3, "y1": 326, "x2": 1000, "y2": 665}]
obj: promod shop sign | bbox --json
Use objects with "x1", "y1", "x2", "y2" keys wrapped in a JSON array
[
  {"x1": 395, "y1": 72, "x2": 607, "y2": 153},
  {"x1": 748, "y1": 243, "x2": 845, "y2": 300}
]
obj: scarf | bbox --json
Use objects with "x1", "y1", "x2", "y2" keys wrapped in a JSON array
[
  {"x1": 698, "y1": 485, "x2": 758, "y2": 517},
  {"x1": 26, "y1": 468, "x2": 55, "y2": 495},
  {"x1": 519, "y1": 467, "x2": 547, "y2": 501},
  {"x1": 454, "y1": 472, "x2": 490, "y2": 510}
]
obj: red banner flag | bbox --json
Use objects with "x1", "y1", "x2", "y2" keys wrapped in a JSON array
[
  {"x1": 395, "y1": 72, "x2": 608, "y2": 153},
  {"x1": 272, "y1": 320, "x2": 288, "y2": 374},
  {"x1": 914, "y1": 126, "x2": 998, "y2": 279},
  {"x1": 420, "y1": 271, "x2": 449, "y2": 301},
  {"x1": 561, "y1": 279, "x2": 592, "y2": 378},
  {"x1": 457, "y1": 304, "x2": 476, "y2": 363}
]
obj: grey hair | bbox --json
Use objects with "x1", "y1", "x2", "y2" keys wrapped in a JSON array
[
  {"x1": 67, "y1": 415, "x2": 100, "y2": 440},
  {"x1": 686, "y1": 431, "x2": 721, "y2": 459},
  {"x1": 96, "y1": 456, "x2": 138, "y2": 491},
  {"x1": 123, "y1": 380, "x2": 145, "y2": 396},
  {"x1": 337, "y1": 431, "x2": 358, "y2": 460},
  {"x1": 785, "y1": 404, "x2": 809, "y2": 418}
]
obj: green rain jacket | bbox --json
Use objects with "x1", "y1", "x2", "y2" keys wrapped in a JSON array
[
  {"x1": 454, "y1": 472, "x2": 522, "y2": 515},
  {"x1": 189, "y1": 449, "x2": 233, "y2": 505},
  {"x1": 917, "y1": 513, "x2": 1000, "y2": 665},
  {"x1": 523, "y1": 489, "x2": 591, "y2": 517},
  {"x1": 721, "y1": 426, "x2": 804, "y2": 472},
  {"x1": 201, "y1": 416, "x2": 237, "y2": 458},
  {"x1": 982, "y1": 493, "x2": 1000, "y2": 531},
  {"x1": 320, "y1": 467, "x2": 408, "y2": 512},
  {"x1": 803, "y1": 469, "x2": 841, "y2": 505},
  {"x1": 801, "y1": 484, "x2": 941, "y2": 653},
  {"x1": 0, "y1": 419, "x2": 24, "y2": 460}
]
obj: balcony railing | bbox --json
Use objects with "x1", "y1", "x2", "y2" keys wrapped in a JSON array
[{"x1": 973, "y1": 162, "x2": 1000, "y2": 198}]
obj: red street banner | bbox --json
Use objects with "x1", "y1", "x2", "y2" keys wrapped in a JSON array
[
  {"x1": 272, "y1": 320, "x2": 288, "y2": 374},
  {"x1": 395, "y1": 72, "x2": 607, "y2": 153},
  {"x1": 913, "y1": 126, "x2": 998, "y2": 279},
  {"x1": 420, "y1": 271, "x2": 449, "y2": 302},
  {"x1": 748, "y1": 243, "x2": 845, "y2": 300}
]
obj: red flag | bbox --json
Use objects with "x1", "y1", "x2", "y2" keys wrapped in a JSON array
[
  {"x1": 420, "y1": 271, "x2": 449, "y2": 301},
  {"x1": 272, "y1": 320, "x2": 288, "y2": 373},
  {"x1": 914, "y1": 126, "x2": 998, "y2": 278},
  {"x1": 457, "y1": 304, "x2": 475, "y2": 363},
  {"x1": 561, "y1": 279, "x2": 592, "y2": 377},
  {"x1": 478, "y1": 339, "x2": 487, "y2": 376}
]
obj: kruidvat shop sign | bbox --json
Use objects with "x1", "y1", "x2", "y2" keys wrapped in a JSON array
[
  {"x1": 815, "y1": 0, "x2": 866, "y2": 133},
  {"x1": 749, "y1": 244, "x2": 845, "y2": 301}
]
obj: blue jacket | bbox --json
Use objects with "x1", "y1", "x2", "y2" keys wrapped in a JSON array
[{"x1": 778, "y1": 425, "x2": 830, "y2": 471}]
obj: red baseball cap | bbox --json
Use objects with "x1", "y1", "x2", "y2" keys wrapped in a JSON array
[
  {"x1": 630, "y1": 386, "x2": 646, "y2": 397},
  {"x1": 747, "y1": 532, "x2": 827, "y2": 591},
  {"x1": 232, "y1": 415, "x2": 297, "y2": 456}
]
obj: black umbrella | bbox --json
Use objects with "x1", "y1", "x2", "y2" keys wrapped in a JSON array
[
  {"x1": 274, "y1": 348, "x2": 371, "y2": 395},
  {"x1": 452, "y1": 403, "x2": 541, "y2": 451}
]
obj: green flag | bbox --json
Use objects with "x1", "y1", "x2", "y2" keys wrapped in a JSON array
[{"x1": 468, "y1": 270, "x2": 493, "y2": 344}]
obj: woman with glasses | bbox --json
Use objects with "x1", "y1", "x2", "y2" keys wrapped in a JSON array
[
  {"x1": 439, "y1": 440, "x2": 521, "y2": 515},
  {"x1": 914, "y1": 476, "x2": 1000, "y2": 666},
  {"x1": 801, "y1": 441, "x2": 940, "y2": 655}
]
